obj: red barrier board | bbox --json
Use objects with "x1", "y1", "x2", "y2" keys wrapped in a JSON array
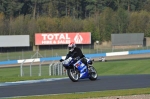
[{"x1": 35, "y1": 32, "x2": 91, "y2": 45}]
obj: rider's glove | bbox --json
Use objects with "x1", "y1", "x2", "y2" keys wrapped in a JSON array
[{"x1": 59, "y1": 59, "x2": 64, "y2": 62}]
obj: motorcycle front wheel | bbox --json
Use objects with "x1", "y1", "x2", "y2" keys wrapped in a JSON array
[
  {"x1": 67, "y1": 68, "x2": 79, "y2": 82},
  {"x1": 88, "y1": 66, "x2": 98, "y2": 81}
]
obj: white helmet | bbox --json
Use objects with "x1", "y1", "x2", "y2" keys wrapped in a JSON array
[{"x1": 68, "y1": 42, "x2": 76, "y2": 52}]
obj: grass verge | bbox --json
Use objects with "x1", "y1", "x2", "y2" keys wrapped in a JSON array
[{"x1": 0, "y1": 59, "x2": 150, "y2": 82}]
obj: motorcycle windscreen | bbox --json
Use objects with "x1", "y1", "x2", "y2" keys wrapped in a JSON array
[{"x1": 62, "y1": 57, "x2": 72, "y2": 66}]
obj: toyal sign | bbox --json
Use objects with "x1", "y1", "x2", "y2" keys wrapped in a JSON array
[{"x1": 35, "y1": 32, "x2": 91, "y2": 45}]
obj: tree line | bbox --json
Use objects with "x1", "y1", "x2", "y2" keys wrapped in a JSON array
[{"x1": 0, "y1": 0, "x2": 150, "y2": 44}]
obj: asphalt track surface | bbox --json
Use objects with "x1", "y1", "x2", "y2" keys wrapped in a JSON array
[{"x1": 0, "y1": 74, "x2": 150, "y2": 98}]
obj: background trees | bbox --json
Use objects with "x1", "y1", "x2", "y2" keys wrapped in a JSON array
[{"x1": 0, "y1": 0, "x2": 150, "y2": 43}]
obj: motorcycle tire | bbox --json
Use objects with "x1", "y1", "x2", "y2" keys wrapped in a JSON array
[
  {"x1": 67, "y1": 68, "x2": 79, "y2": 82},
  {"x1": 88, "y1": 66, "x2": 98, "y2": 81}
]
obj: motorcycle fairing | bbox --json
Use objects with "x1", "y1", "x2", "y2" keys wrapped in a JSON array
[{"x1": 74, "y1": 60, "x2": 89, "y2": 79}]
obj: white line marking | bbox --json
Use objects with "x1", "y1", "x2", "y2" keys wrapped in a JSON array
[{"x1": 0, "y1": 77, "x2": 68, "y2": 87}]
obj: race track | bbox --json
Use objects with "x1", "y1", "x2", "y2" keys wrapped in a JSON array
[{"x1": 0, "y1": 74, "x2": 150, "y2": 98}]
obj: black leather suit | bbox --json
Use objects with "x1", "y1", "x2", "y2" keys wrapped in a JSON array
[{"x1": 65, "y1": 47, "x2": 87, "y2": 65}]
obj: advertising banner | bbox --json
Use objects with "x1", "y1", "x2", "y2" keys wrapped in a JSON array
[
  {"x1": 111, "y1": 33, "x2": 144, "y2": 46},
  {"x1": 35, "y1": 32, "x2": 91, "y2": 45}
]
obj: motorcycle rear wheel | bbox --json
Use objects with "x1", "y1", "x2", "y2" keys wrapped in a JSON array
[{"x1": 67, "y1": 68, "x2": 79, "y2": 82}]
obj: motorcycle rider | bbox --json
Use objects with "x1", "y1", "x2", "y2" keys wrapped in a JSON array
[{"x1": 61, "y1": 42, "x2": 88, "y2": 66}]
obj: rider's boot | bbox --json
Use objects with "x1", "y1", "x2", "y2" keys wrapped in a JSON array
[{"x1": 87, "y1": 65, "x2": 91, "y2": 73}]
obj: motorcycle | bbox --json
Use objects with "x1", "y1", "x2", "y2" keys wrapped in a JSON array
[{"x1": 60, "y1": 57, "x2": 98, "y2": 82}]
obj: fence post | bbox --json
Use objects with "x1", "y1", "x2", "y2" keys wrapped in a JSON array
[
  {"x1": 39, "y1": 60, "x2": 45, "y2": 76},
  {"x1": 49, "y1": 61, "x2": 55, "y2": 76},
  {"x1": 20, "y1": 59, "x2": 26, "y2": 77},
  {"x1": 53, "y1": 63, "x2": 56, "y2": 75},
  {"x1": 30, "y1": 59, "x2": 35, "y2": 76},
  {"x1": 54, "y1": 62, "x2": 58, "y2": 75},
  {"x1": 60, "y1": 63, "x2": 62, "y2": 76},
  {"x1": 60, "y1": 63, "x2": 64, "y2": 76}
]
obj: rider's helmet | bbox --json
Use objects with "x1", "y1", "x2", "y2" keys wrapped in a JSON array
[{"x1": 68, "y1": 42, "x2": 76, "y2": 52}]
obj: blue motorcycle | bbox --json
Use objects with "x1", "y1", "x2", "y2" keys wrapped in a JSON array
[{"x1": 60, "y1": 57, "x2": 98, "y2": 82}]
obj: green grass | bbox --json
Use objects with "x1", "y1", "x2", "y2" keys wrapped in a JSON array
[
  {"x1": 0, "y1": 65, "x2": 67, "y2": 82},
  {"x1": 94, "y1": 59, "x2": 150, "y2": 75},
  {"x1": 0, "y1": 64, "x2": 65, "y2": 82},
  {"x1": 0, "y1": 59, "x2": 150, "y2": 83}
]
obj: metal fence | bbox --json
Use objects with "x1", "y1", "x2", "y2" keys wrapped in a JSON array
[
  {"x1": 20, "y1": 60, "x2": 67, "y2": 77},
  {"x1": 1, "y1": 45, "x2": 150, "y2": 61}
]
